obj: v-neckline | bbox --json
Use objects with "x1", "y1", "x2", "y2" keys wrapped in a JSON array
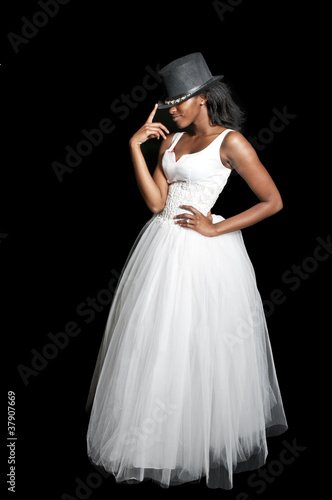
[{"x1": 170, "y1": 130, "x2": 226, "y2": 163}]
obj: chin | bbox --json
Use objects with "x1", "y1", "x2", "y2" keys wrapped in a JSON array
[{"x1": 176, "y1": 120, "x2": 190, "y2": 129}]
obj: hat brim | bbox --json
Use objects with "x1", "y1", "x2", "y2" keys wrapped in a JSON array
[{"x1": 157, "y1": 75, "x2": 224, "y2": 109}]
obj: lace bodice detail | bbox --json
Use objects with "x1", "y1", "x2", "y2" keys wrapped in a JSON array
[
  {"x1": 159, "y1": 180, "x2": 222, "y2": 221},
  {"x1": 156, "y1": 130, "x2": 233, "y2": 225}
]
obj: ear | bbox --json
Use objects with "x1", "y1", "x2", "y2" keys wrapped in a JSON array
[{"x1": 197, "y1": 93, "x2": 207, "y2": 106}]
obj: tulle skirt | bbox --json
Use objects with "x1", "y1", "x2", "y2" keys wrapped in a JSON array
[{"x1": 86, "y1": 214, "x2": 287, "y2": 489}]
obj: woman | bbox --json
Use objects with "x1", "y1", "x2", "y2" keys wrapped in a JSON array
[{"x1": 87, "y1": 53, "x2": 287, "y2": 489}]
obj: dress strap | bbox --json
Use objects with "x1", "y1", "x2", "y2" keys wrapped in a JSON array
[
  {"x1": 169, "y1": 132, "x2": 185, "y2": 152},
  {"x1": 218, "y1": 128, "x2": 235, "y2": 145},
  {"x1": 210, "y1": 129, "x2": 235, "y2": 171}
]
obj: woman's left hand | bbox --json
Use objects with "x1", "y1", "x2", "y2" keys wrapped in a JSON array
[{"x1": 174, "y1": 205, "x2": 216, "y2": 237}]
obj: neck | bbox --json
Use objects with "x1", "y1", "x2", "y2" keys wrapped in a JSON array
[
  {"x1": 191, "y1": 108, "x2": 221, "y2": 137},
  {"x1": 192, "y1": 123, "x2": 219, "y2": 137}
]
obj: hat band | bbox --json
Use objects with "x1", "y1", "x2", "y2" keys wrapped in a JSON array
[
  {"x1": 162, "y1": 76, "x2": 222, "y2": 106},
  {"x1": 164, "y1": 93, "x2": 192, "y2": 106}
]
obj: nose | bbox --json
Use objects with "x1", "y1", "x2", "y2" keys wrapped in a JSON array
[{"x1": 169, "y1": 106, "x2": 177, "y2": 114}]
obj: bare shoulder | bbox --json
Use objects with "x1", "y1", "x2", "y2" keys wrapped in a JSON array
[
  {"x1": 222, "y1": 130, "x2": 254, "y2": 152},
  {"x1": 221, "y1": 130, "x2": 259, "y2": 165}
]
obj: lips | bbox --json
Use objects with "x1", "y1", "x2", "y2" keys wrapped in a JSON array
[{"x1": 172, "y1": 115, "x2": 181, "y2": 121}]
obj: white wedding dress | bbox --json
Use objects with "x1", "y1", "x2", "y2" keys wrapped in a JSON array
[{"x1": 86, "y1": 129, "x2": 287, "y2": 489}]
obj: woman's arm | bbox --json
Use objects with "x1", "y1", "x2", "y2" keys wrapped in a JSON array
[
  {"x1": 174, "y1": 131, "x2": 283, "y2": 236},
  {"x1": 129, "y1": 104, "x2": 172, "y2": 213},
  {"x1": 213, "y1": 131, "x2": 283, "y2": 235}
]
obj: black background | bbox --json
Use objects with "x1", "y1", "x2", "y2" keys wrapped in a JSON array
[{"x1": 1, "y1": 1, "x2": 329, "y2": 499}]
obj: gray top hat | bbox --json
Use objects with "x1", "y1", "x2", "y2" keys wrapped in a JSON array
[{"x1": 158, "y1": 53, "x2": 223, "y2": 109}]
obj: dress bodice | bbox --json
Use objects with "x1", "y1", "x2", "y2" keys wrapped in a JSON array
[{"x1": 156, "y1": 129, "x2": 233, "y2": 224}]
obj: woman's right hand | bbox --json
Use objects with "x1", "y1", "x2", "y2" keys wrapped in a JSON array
[{"x1": 129, "y1": 104, "x2": 169, "y2": 147}]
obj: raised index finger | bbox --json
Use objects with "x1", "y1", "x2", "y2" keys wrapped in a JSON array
[{"x1": 146, "y1": 103, "x2": 158, "y2": 123}]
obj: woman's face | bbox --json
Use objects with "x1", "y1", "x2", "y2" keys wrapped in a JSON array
[{"x1": 168, "y1": 95, "x2": 206, "y2": 129}]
